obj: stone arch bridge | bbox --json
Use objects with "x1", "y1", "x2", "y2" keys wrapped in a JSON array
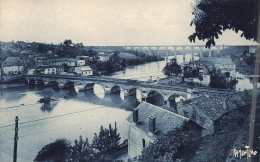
[
  {"x1": 124, "y1": 45, "x2": 228, "y2": 62},
  {"x1": 24, "y1": 74, "x2": 235, "y2": 107}
]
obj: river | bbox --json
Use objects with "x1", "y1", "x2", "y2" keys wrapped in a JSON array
[{"x1": 0, "y1": 54, "x2": 256, "y2": 161}]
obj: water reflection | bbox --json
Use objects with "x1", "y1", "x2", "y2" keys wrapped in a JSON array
[{"x1": 40, "y1": 101, "x2": 57, "y2": 112}]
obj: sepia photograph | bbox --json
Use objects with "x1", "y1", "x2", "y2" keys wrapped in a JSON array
[{"x1": 0, "y1": 0, "x2": 259, "y2": 161}]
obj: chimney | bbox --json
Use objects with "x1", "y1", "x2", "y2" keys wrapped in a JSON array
[
  {"x1": 133, "y1": 108, "x2": 139, "y2": 123},
  {"x1": 149, "y1": 115, "x2": 156, "y2": 133}
]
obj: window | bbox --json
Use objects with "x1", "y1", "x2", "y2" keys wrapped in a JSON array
[
  {"x1": 142, "y1": 138, "x2": 146, "y2": 148},
  {"x1": 183, "y1": 111, "x2": 189, "y2": 118}
]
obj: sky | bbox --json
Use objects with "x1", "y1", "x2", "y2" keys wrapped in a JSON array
[{"x1": 0, "y1": 0, "x2": 256, "y2": 46}]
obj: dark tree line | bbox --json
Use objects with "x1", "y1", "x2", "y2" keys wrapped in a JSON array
[{"x1": 34, "y1": 122, "x2": 124, "y2": 162}]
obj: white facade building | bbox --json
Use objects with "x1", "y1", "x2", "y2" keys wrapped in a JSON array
[
  {"x1": 74, "y1": 66, "x2": 93, "y2": 76},
  {"x1": 2, "y1": 57, "x2": 25, "y2": 75},
  {"x1": 36, "y1": 66, "x2": 56, "y2": 75},
  {"x1": 126, "y1": 102, "x2": 200, "y2": 159}
]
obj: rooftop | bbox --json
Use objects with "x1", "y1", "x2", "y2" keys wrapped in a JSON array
[
  {"x1": 3, "y1": 57, "x2": 25, "y2": 66},
  {"x1": 127, "y1": 102, "x2": 189, "y2": 135},
  {"x1": 36, "y1": 65, "x2": 56, "y2": 69},
  {"x1": 181, "y1": 92, "x2": 249, "y2": 121},
  {"x1": 80, "y1": 66, "x2": 92, "y2": 71}
]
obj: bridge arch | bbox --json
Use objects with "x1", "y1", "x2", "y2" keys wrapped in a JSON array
[
  {"x1": 28, "y1": 79, "x2": 36, "y2": 87},
  {"x1": 176, "y1": 47, "x2": 184, "y2": 52},
  {"x1": 158, "y1": 47, "x2": 167, "y2": 51},
  {"x1": 146, "y1": 90, "x2": 164, "y2": 106},
  {"x1": 184, "y1": 47, "x2": 192, "y2": 53},
  {"x1": 141, "y1": 47, "x2": 149, "y2": 51},
  {"x1": 125, "y1": 47, "x2": 132, "y2": 50},
  {"x1": 91, "y1": 83, "x2": 105, "y2": 98},
  {"x1": 128, "y1": 88, "x2": 137, "y2": 96},
  {"x1": 110, "y1": 85, "x2": 122, "y2": 95},
  {"x1": 133, "y1": 47, "x2": 141, "y2": 51},
  {"x1": 84, "y1": 83, "x2": 95, "y2": 91},
  {"x1": 37, "y1": 80, "x2": 45, "y2": 87},
  {"x1": 150, "y1": 47, "x2": 158, "y2": 51},
  {"x1": 64, "y1": 81, "x2": 77, "y2": 95},
  {"x1": 167, "y1": 47, "x2": 175, "y2": 51},
  {"x1": 48, "y1": 81, "x2": 59, "y2": 90}
]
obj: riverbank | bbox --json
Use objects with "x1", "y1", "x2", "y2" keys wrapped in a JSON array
[
  {"x1": 0, "y1": 83, "x2": 28, "y2": 89},
  {"x1": 91, "y1": 54, "x2": 164, "y2": 76}
]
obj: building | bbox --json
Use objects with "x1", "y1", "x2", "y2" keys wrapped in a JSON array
[
  {"x1": 98, "y1": 55, "x2": 110, "y2": 62},
  {"x1": 177, "y1": 92, "x2": 248, "y2": 136},
  {"x1": 2, "y1": 57, "x2": 25, "y2": 75},
  {"x1": 249, "y1": 45, "x2": 257, "y2": 53},
  {"x1": 65, "y1": 58, "x2": 77, "y2": 67},
  {"x1": 189, "y1": 57, "x2": 236, "y2": 77},
  {"x1": 74, "y1": 66, "x2": 93, "y2": 76},
  {"x1": 201, "y1": 69, "x2": 211, "y2": 86},
  {"x1": 50, "y1": 58, "x2": 77, "y2": 67},
  {"x1": 35, "y1": 66, "x2": 56, "y2": 75},
  {"x1": 53, "y1": 65, "x2": 64, "y2": 74},
  {"x1": 27, "y1": 69, "x2": 36, "y2": 75},
  {"x1": 76, "y1": 59, "x2": 85, "y2": 66},
  {"x1": 34, "y1": 56, "x2": 50, "y2": 67},
  {"x1": 126, "y1": 102, "x2": 203, "y2": 159}
]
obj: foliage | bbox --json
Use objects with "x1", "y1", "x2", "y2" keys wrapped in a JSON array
[
  {"x1": 68, "y1": 136, "x2": 95, "y2": 162},
  {"x1": 41, "y1": 88, "x2": 54, "y2": 100},
  {"x1": 139, "y1": 128, "x2": 192, "y2": 162},
  {"x1": 64, "y1": 39, "x2": 73, "y2": 47},
  {"x1": 163, "y1": 59, "x2": 182, "y2": 77},
  {"x1": 189, "y1": 0, "x2": 259, "y2": 48},
  {"x1": 208, "y1": 67, "x2": 237, "y2": 89},
  {"x1": 183, "y1": 66, "x2": 200, "y2": 78},
  {"x1": 92, "y1": 122, "x2": 121, "y2": 153},
  {"x1": 34, "y1": 139, "x2": 70, "y2": 162},
  {"x1": 35, "y1": 123, "x2": 124, "y2": 162}
]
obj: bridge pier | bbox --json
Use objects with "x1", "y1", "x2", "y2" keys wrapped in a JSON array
[
  {"x1": 191, "y1": 48, "x2": 194, "y2": 61},
  {"x1": 183, "y1": 53, "x2": 186, "y2": 62},
  {"x1": 208, "y1": 49, "x2": 212, "y2": 57},
  {"x1": 74, "y1": 84, "x2": 85, "y2": 92},
  {"x1": 166, "y1": 51, "x2": 169, "y2": 64},
  {"x1": 104, "y1": 87, "x2": 112, "y2": 95},
  {"x1": 58, "y1": 83, "x2": 65, "y2": 89}
]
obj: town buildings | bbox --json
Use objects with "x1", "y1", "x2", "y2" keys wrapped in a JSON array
[
  {"x1": 189, "y1": 57, "x2": 236, "y2": 77},
  {"x1": 74, "y1": 66, "x2": 93, "y2": 76},
  {"x1": 35, "y1": 66, "x2": 56, "y2": 75},
  {"x1": 2, "y1": 57, "x2": 25, "y2": 75},
  {"x1": 177, "y1": 92, "x2": 248, "y2": 136},
  {"x1": 127, "y1": 102, "x2": 203, "y2": 159}
]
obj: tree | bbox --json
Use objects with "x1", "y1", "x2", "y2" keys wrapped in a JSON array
[
  {"x1": 68, "y1": 136, "x2": 95, "y2": 162},
  {"x1": 92, "y1": 122, "x2": 121, "y2": 153},
  {"x1": 209, "y1": 68, "x2": 227, "y2": 88},
  {"x1": 64, "y1": 39, "x2": 73, "y2": 47},
  {"x1": 39, "y1": 88, "x2": 54, "y2": 104},
  {"x1": 34, "y1": 139, "x2": 70, "y2": 162},
  {"x1": 139, "y1": 128, "x2": 192, "y2": 162},
  {"x1": 163, "y1": 59, "x2": 182, "y2": 77},
  {"x1": 189, "y1": 0, "x2": 259, "y2": 48}
]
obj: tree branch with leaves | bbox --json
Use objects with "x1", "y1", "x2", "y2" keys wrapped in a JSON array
[{"x1": 189, "y1": 0, "x2": 259, "y2": 48}]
